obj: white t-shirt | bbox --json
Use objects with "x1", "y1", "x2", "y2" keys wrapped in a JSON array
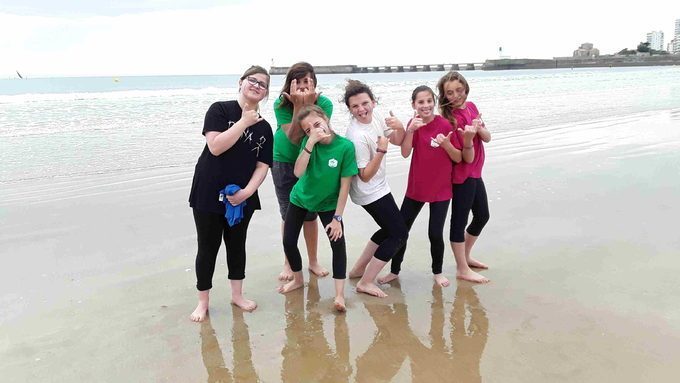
[{"x1": 345, "y1": 116, "x2": 391, "y2": 206}]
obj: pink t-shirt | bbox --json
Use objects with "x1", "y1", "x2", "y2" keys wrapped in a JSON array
[
  {"x1": 451, "y1": 102, "x2": 485, "y2": 184},
  {"x1": 405, "y1": 115, "x2": 454, "y2": 202}
]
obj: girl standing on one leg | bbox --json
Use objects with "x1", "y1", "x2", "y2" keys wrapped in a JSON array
[
  {"x1": 377, "y1": 86, "x2": 462, "y2": 287},
  {"x1": 277, "y1": 105, "x2": 358, "y2": 312},
  {"x1": 342, "y1": 79, "x2": 408, "y2": 298},
  {"x1": 188, "y1": 66, "x2": 273, "y2": 321},
  {"x1": 272, "y1": 62, "x2": 332, "y2": 281},
  {"x1": 438, "y1": 71, "x2": 491, "y2": 283}
]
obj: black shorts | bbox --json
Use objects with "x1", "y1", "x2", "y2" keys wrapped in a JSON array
[{"x1": 271, "y1": 161, "x2": 317, "y2": 221}]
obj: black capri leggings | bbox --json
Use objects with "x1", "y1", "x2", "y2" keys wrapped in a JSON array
[
  {"x1": 450, "y1": 177, "x2": 490, "y2": 243},
  {"x1": 283, "y1": 203, "x2": 347, "y2": 279},
  {"x1": 361, "y1": 193, "x2": 409, "y2": 262},
  {"x1": 372, "y1": 196, "x2": 450, "y2": 275},
  {"x1": 193, "y1": 208, "x2": 254, "y2": 291}
]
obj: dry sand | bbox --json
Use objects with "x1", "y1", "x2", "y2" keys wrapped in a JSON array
[{"x1": 1, "y1": 110, "x2": 680, "y2": 382}]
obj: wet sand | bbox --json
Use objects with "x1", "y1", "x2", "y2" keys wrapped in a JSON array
[{"x1": 2, "y1": 109, "x2": 680, "y2": 382}]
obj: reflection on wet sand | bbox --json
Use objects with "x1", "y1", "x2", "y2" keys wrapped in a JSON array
[
  {"x1": 281, "y1": 275, "x2": 351, "y2": 383},
  {"x1": 356, "y1": 283, "x2": 488, "y2": 382},
  {"x1": 198, "y1": 280, "x2": 487, "y2": 382},
  {"x1": 200, "y1": 310, "x2": 260, "y2": 383}
]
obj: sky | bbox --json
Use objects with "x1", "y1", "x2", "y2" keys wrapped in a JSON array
[{"x1": 1, "y1": 0, "x2": 679, "y2": 77}]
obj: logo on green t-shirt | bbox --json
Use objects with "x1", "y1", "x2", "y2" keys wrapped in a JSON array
[{"x1": 328, "y1": 158, "x2": 338, "y2": 168}]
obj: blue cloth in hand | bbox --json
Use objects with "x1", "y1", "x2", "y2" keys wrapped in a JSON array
[{"x1": 220, "y1": 184, "x2": 247, "y2": 227}]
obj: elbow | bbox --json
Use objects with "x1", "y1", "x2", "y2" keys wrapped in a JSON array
[
  {"x1": 208, "y1": 145, "x2": 223, "y2": 157},
  {"x1": 293, "y1": 168, "x2": 304, "y2": 178}
]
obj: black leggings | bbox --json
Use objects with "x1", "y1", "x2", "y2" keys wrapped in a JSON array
[
  {"x1": 450, "y1": 178, "x2": 490, "y2": 243},
  {"x1": 193, "y1": 208, "x2": 254, "y2": 291},
  {"x1": 361, "y1": 193, "x2": 409, "y2": 262},
  {"x1": 283, "y1": 203, "x2": 347, "y2": 279},
  {"x1": 372, "y1": 196, "x2": 450, "y2": 275}
]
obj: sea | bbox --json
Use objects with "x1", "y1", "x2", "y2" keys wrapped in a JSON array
[{"x1": 1, "y1": 67, "x2": 679, "y2": 185}]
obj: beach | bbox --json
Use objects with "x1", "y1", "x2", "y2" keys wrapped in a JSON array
[{"x1": 2, "y1": 103, "x2": 680, "y2": 381}]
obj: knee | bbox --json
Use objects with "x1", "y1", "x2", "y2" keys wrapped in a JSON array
[
  {"x1": 395, "y1": 230, "x2": 408, "y2": 248},
  {"x1": 428, "y1": 230, "x2": 444, "y2": 243},
  {"x1": 476, "y1": 211, "x2": 490, "y2": 227},
  {"x1": 282, "y1": 237, "x2": 297, "y2": 253}
]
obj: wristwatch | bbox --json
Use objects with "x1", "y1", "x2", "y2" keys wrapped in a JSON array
[{"x1": 333, "y1": 215, "x2": 343, "y2": 222}]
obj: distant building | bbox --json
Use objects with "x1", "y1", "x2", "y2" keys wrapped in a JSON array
[
  {"x1": 675, "y1": 19, "x2": 680, "y2": 53},
  {"x1": 646, "y1": 31, "x2": 664, "y2": 51},
  {"x1": 573, "y1": 43, "x2": 600, "y2": 58},
  {"x1": 669, "y1": 38, "x2": 677, "y2": 54}
]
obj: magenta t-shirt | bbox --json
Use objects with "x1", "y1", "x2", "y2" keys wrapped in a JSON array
[
  {"x1": 405, "y1": 115, "x2": 454, "y2": 202},
  {"x1": 451, "y1": 102, "x2": 485, "y2": 184}
]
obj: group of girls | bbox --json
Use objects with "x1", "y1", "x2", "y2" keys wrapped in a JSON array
[{"x1": 188, "y1": 62, "x2": 491, "y2": 321}]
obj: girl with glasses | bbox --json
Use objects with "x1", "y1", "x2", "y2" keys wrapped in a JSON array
[{"x1": 188, "y1": 65, "x2": 273, "y2": 321}]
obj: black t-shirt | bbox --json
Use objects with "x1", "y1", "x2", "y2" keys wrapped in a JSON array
[{"x1": 189, "y1": 100, "x2": 273, "y2": 215}]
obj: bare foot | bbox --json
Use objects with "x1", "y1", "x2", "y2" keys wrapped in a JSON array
[
  {"x1": 231, "y1": 297, "x2": 257, "y2": 312},
  {"x1": 456, "y1": 269, "x2": 490, "y2": 283},
  {"x1": 356, "y1": 281, "x2": 388, "y2": 298},
  {"x1": 433, "y1": 274, "x2": 451, "y2": 287},
  {"x1": 279, "y1": 264, "x2": 294, "y2": 281},
  {"x1": 190, "y1": 302, "x2": 209, "y2": 322},
  {"x1": 468, "y1": 258, "x2": 489, "y2": 269},
  {"x1": 277, "y1": 279, "x2": 304, "y2": 294},
  {"x1": 377, "y1": 273, "x2": 399, "y2": 285},
  {"x1": 308, "y1": 263, "x2": 329, "y2": 277},
  {"x1": 334, "y1": 296, "x2": 346, "y2": 312}
]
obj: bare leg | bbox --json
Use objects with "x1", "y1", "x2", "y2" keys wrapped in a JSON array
[
  {"x1": 230, "y1": 279, "x2": 257, "y2": 312},
  {"x1": 278, "y1": 271, "x2": 305, "y2": 294},
  {"x1": 356, "y1": 257, "x2": 388, "y2": 298},
  {"x1": 452, "y1": 242, "x2": 489, "y2": 283},
  {"x1": 377, "y1": 272, "x2": 399, "y2": 285},
  {"x1": 190, "y1": 289, "x2": 210, "y2": 322},
  {"x1": 465, "y1": 232, "x2": 488, "y2": 269},
  {"x1": 349, "y1": 240, "x2": 378, "y2": 278},
  {"x1": 304, "y1": 220, "x2": 329, "y2": 277},
  {"x1": 433, "y1": 273, "x2": 450, "y2": 287},
  {"x1": 279, "y1": 221, "x2": 294, "y2": 281},
  {"x1": 334, "y1": 278, "x2": 346, "y2": 312}
]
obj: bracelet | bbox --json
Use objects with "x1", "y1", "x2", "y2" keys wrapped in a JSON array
[
  {"x1": 463, "y1": 145, "x2": 473, "y2": 149},
  {"x1": 303, "y1": 146, "x2": 312, "y2": 154},
  {"x1": 376, "y1": 148, "x2": 387, "y2": 154}
]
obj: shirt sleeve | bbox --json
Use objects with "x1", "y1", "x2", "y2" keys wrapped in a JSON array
[
  {"x1": 202, "y1": 102, "x2": 229, "y2": 135},
  {"x1": 273, "y1": 97, "x2": 293, "y2": 128},
  {"x1": 341, "y1": 141, "x2": 359, "y2": 177},
  {"x1": 317, "y1": 95, "x2": 334, "y2": 119},
  {"x1": 258, "y1": 121, "x2": 274, "y2": 166}
]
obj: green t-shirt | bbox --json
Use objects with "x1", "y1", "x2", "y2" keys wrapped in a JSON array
[
  {"x1": 273, "y1": 95, "x2": 334, "y2": 163},
  {"x1": 290, "y1": 135, "x2": 358, "y2": 212}
]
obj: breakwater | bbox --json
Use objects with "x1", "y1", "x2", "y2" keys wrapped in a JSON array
[
  {"x1": 270, "y1": 63, "x2": 483, "y2": 75},
  {"x1": 270, "y1": 55, "x2": 680, "y2": 74}
]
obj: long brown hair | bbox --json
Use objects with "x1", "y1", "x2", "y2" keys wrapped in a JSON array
[
  {"x1": 437, "y1": 71, "x2": 470, "y2": 129},
  {"x1": 277, "y1": 62, "x2": 318, "y2": 110}
]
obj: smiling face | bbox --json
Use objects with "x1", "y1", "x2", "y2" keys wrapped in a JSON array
[
  {"x1": 443, "y1": 79, "x2": 468, "y2": 109},
  {"x1": 347, "y1": 92, "x2": 376, "y2": 124},
  {"x1": 412, "y1": 90, "x2": 436, "y2": 121},
  {"x1": 239, "y1": 72, "x2": 269, "y2": 104}
]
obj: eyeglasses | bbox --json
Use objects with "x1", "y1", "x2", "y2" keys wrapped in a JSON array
[{"x1": 246, "y1": 76, "x2": 268, "y2": 90}]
